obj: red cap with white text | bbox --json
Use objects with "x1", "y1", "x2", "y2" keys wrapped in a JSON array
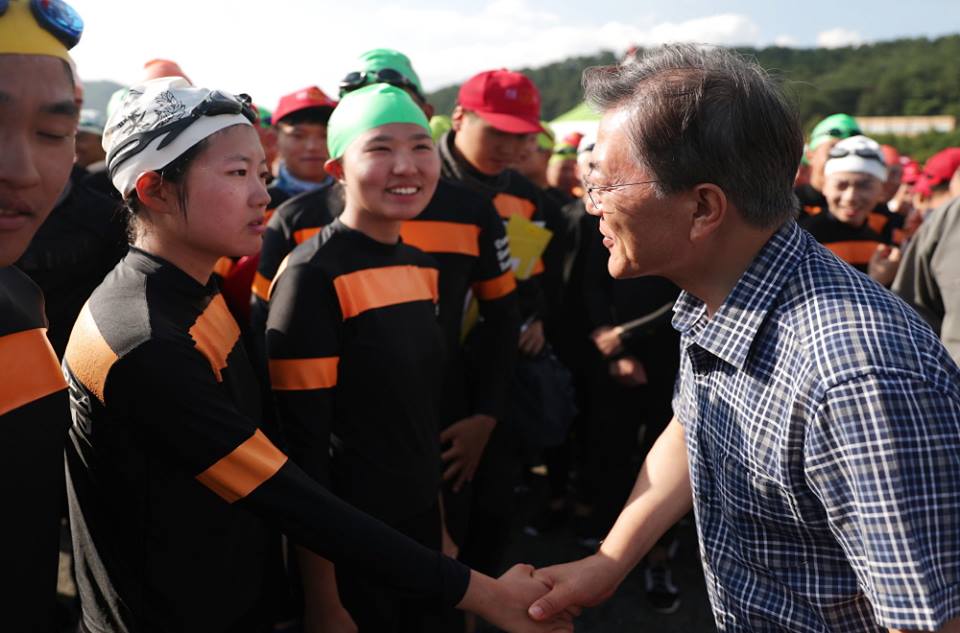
[{"x1": 457, "y1": 69, "x2": 544, "y2": 134}]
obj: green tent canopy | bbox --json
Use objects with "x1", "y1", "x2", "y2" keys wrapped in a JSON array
[{"x1": 551, "y1": 102, "x2": 601, "y2": 123}]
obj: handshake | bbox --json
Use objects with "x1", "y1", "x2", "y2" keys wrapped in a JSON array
[{"x1": 460, "y1": 552, "x2": 624, "y2": 633}]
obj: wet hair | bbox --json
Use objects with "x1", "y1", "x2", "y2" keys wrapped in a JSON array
[
  {"x1": 582, "y1": 44, "x2": 803, "y2": 228},
  {"x1": 123, "y1": 138, "x2": 209, "y2": 242},
  {"x1": 276, "y1": 107, "x2": 333, "y2": 128}
]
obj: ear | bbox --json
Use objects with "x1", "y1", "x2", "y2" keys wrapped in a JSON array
[
  {"x1": 421, "y1": 102, "x2": 435, "y2": 119},
  {"x1": 324, "y1": 158, "x2": 344, "y2": 182},
  {"x1": 688, "y1": 183, "x2": 727, "y2": 243},
  {"x1": 451, "y1": 106, "x2": 465, "y2": 132},
  {"x1": 133, "y1": 171, "x2": 173, "y2": 214}
]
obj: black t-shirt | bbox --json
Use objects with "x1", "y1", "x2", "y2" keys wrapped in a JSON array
[
  {"x1": 16, "y1": 170, "x2": 127, "y2": 357},
  {"x1": 266, "y1": 220, "x2": 446, "y2": 524},
  {"x1": 799, "y1": 211, "x2": 887, "y2": 273},
  {"x1": 63, "y1": 249, "x2": 468, "y2": 633},
  {"x1": 0, "y1": 266, "x2": 70, "y2": 633}
]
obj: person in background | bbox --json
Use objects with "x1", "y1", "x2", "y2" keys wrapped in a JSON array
[
  {"x1": 913, "y1": 147, "x2": 960, "y2": 217},
  {"x1": 795, "y1": 113, "x2": 861, "y2": 215},
  {"x1": 75, "y1": 108, "x2": 106, "y2": 170},
  {"x1": 546, "y1": 139, "x2": 580, "y2": 202},
  {"x1": 0, "y1": 0, "x2": 82, "y2": 628},
  {"x1": 799, "y1": 135, "x2": 901, "y2": 285},
  {"x1": 268, "y1": 86, "x2": 338, "y2": 209},
  {"x1": 254, "y1": 104, "x2": 279, "y2": 178}
]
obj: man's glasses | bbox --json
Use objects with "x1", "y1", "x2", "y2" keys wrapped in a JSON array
[
  {"x1": 585, "y1": 179, "x2": 659, "y2": 210},
  {"x1": 107, "y1": 91, "x2": 256, "y2": 178},
  {"x1": 827, "y1": 146, "x2": 885, "y2": 164},
  {"x1": 339, "y1": 68, "x2": 424, "y2": 102},
  {"x1": 0, "y1": 0, "x2": 83, "y2": 49},
  {"x1": 822, "y1": 127, "x2": 862, "y2": 139}
]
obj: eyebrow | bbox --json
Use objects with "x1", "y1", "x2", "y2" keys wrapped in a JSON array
[{"x1": 40, "y1": 100, "x2": 80, "y2": 117}]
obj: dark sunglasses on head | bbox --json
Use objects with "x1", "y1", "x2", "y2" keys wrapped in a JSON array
[
  {"x1": 828, "y1": 146, "x2": 885, "y2": 164},
  {"x1": 107, "y1": 91, "x2": 256, "y2": 178},
  {"x1": 339, "y1": 68, "x2": 424, "y2": 102},
  {"x1": 0, "y1": 0, "x2": 83, "y2": 49},
  {"x1": 823, "y1": 127, "x2": 862, "y2": 139}
]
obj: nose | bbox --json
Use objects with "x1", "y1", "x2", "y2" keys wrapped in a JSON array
[
  {"x1": 251, "y1": 177, "x2": 271, "y2": 209},
  {"x1": 0, "y1": 128, "x2": 43, "y2": 190},
  {"x1": 392, "y1": 148, "x2": 418, "y2": 175}
]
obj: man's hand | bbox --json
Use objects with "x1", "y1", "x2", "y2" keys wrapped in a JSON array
[
  {"x1": 610, "y1": 356, "x2": 648, "y2": 387},
  {"x1": 869, "y1": 244, "x2": 902, "y2": 286},
  {"x1": 590, "y1": 326, "x2": 623, "y2": 358},
  {"x1": 528, "y1": 554, "x2": 625, "y2": 622},
  {"x1": 440, "y1": 414, "x2": 496, "y2": 492},
  {"x1": 459, "y1": 565, "x2": 573, "y2": 633},
  {"x1": 519, "y1": 319, "x2": 546, "y2": 356}
]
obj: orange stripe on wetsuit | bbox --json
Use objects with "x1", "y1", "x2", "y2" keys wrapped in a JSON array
[
  {"x1": 196, "y1": 429, "x2": 288, "y2": 503},
  {"x1": 826, "y1": 240, "x2": 882, "y2": 266},
  {"x1": 64, "y1": 303, "x2": 117, "y2": 404},
  {"x1": 333, "y1": 265, "x2": 439, "y2": 320},
  {"x1": 269, "y1": 357, "x2": 339, "y2": 390},
  {"x1": 0, "y1": 328, "x2": 67, "y2": 416},
  {"x1": 400, "y1": 221, "x2": 481, "y2": 257},
  {"x1": 492, "y1": 193, "x2": 536, "y2": 220},
  {"x1": 294, "y1": 227, "x2": 322, "y2": 245},
  {"x1": 473, "y1": 271, "x2": 517, "y2": 301},
  {"x1": 189, "y1": 295, "x2": 241, "y2": 382}
]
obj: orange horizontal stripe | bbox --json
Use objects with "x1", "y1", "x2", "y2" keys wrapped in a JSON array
[
  {"x1": 213, "y1": 257, "x2": 235, "y2": 279},
  {"x1": 532, "y1": 258, "x2": 545, "y2": 275},
  {"x1": 196, "y1": 429, "x2": 288, "y2": 503},
  {"x1": 251, "y1": 272, "x2": 271, "y2": 301},
  {"x1": 64, "y1": 304, "x2": 117, "y2": 404},
  {"x1": 493, "y1": 193, "x2": 536, "y2": 220},
  {"x1": 400, "y1": 221, "x2": 481, "y2": 256},
  {"x1": 0, "y1": 328, "x2": 67, "y2": 416},
  {"x1": 269, "y1": 357, "x2": 338, "y2": 391},
  {"x1": 334, "y1": 265, "x2": 439, "y2": 320},
  {"x1": 473, "y1": 270, "x2": 517, "y2": 301},
  {"x1": 891, "y1": 229, "x2": 907, "y2": 245},
  {"x1": 294, "y1": 227, "x2": 322, "y2": 245},
  {"x1": 189, "y1": 294, "x2": 240, "y2": 382},
  {"x1": 826, "y1": 240, "x2": 881, "y2": 265},
  {"x1": 867, "y1": 213, "x2": 887, "y2": 234},
  {"x1": 264, "y1": 209, "x2": 275, "y2": 222},
  {"x1": 803, "y1": 205, "x2": 823, "y2": 216}
]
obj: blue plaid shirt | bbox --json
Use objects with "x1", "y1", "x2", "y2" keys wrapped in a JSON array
[{"x1": 672, "y1": 221, "x2": 960, "y2": 632}]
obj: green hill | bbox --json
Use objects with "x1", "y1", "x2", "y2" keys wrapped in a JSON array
[{"x1": 427, "y1": 35, "x2": 960, "y2": 133}]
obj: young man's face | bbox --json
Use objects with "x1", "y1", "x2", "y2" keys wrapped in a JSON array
[
  {"x1": 452, "y1": 108, "x2": 534, "y2": 176},
  {"x1": 823, "y1": 171, "x2": 884, "y2": 227},
  {"x1": 276, "y1": 120, "x2": 329, "y2": 183},
  {"x1": 0, "y1": 54, "x2": 78, "y2": 266},
  {"x1": 75, "y1": 131, "x2": 105, "y2": 168}
]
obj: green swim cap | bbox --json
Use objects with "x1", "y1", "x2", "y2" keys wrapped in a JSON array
[
  {"x1": 809, "y1": 113, "x2": 861, "y2": 150},
  {"x1": 537, "y1": 122, "x2": 555, "y2": 152},
  {"x1": 356, "y1": 48, "x2": 424, "y2": 96},
  {"x1": 257, "y1": 105, "x2": 273, "y2": 129},
  {"x1": 327, "y1": 83, "x2": 431, "y2": 160},
  {"x1": 429, "y1": 115, "x2": 452, "y2": 142}
]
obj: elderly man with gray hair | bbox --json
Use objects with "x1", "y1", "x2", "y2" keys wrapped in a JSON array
[{"x1": 527, "y1": 44, "x2": 960, "y2": 633}]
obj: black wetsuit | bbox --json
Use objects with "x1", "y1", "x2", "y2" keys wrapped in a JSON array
[
  {"x1": 0, "y1": 267, "x2": 70, "y2": 633},
  {"x1": 266, "y1": 220, "x2": 451, "y2": 629},
  {"x1": 62, "y1": 248, "x2": 468, "y2": 633},
  {"x1": 800, "y1": 211, "x2": 888, "y2": 274}
]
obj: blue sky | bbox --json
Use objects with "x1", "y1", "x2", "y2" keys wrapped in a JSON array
[{"x1": 68, "y1": 0, "x2": 960, "y2": 109}]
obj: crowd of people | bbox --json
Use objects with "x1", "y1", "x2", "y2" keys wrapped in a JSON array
[{"x1": 3, "y1": 1, "x2": 960, "y2": 632}]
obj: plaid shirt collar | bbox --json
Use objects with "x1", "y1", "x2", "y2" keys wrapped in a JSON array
[{"x1": 672, "y1": 220, "x2": 807, "y2": 370}]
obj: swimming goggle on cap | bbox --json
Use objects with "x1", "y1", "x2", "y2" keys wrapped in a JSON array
[
  {"x1": 103, "y1": 77, "x2": 256, "y2": 197},
  {"x1": 326, "y1": 83, "x2": 431, "y2": 160},
  {"x1": 0, "y1": 0, "x2": 83, "y2": 60}
]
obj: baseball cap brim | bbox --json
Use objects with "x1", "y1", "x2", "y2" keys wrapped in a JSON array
[{"x1": 473, "y1": 110, "x2": 545, "y2": 134}]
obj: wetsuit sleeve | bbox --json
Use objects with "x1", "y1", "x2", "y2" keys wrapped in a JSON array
[
  {"x1": 122, "y1": 336, "x2": 470, "y2": 607},
  {"x1": 264, "y1": 262, "x2": 339, "y2": 488},
  {"x1": 250, "y1": 208, "x2": 296, "y2": 337},
  {"x1": 469, "y1": 204, "x2": 521, "y2": 418}
]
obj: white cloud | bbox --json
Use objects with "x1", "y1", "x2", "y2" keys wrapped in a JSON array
[
  {"x1": 816, "y1": 27, "x2": 863, "y2": 49},
  {"x1": 773, "y1": 34, "x2": 798, "y2": 47},
  {"x1": 67, "y1": 0, "x2": 763, "y2": 109}
]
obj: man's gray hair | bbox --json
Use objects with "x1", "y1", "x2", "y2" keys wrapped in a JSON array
[{"x1": 583, "y1": 44, "x2": 802, "y2": 228}]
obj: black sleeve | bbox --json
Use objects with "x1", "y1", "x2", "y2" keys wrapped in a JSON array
[
  {"x1": 250, "y1": 208, "x2": 297, "y2": 337},
  {"x1": 125, "y1": 337, "x2": 470, "y2": 607},
  {"x1": 468, "y1": 205, "x2": 520, "y2": 418}
]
